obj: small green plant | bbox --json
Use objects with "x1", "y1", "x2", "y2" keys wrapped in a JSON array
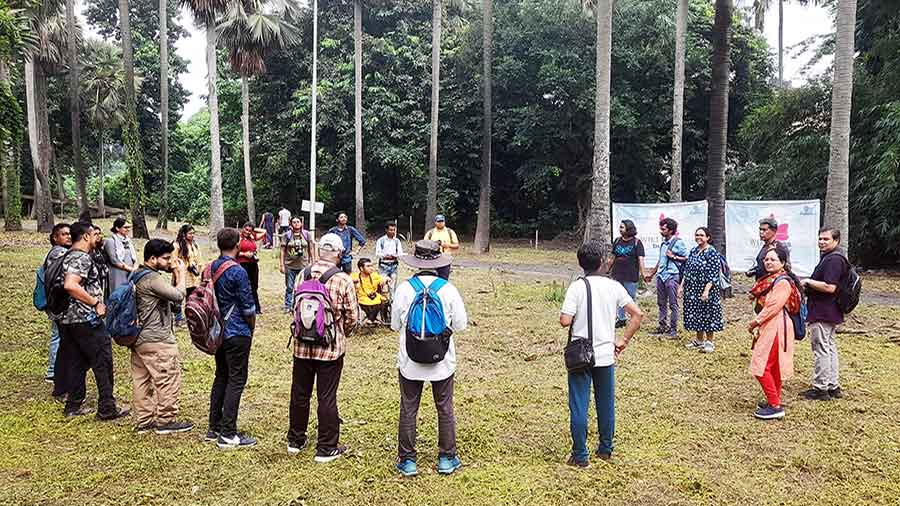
[{"x1": 544, "y1": 281, "x2": 566, "y2": 303}]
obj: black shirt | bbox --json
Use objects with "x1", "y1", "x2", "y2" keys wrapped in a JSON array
[{"x1": 610, "y1": 237, "x2": 645, "y2": 283}]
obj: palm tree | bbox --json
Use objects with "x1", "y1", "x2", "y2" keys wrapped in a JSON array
[
  {"x1": 157, "y1": 0, "x2": 170, "y2": 229},
  {"x1": 64, "y1": 0, "x2": 87, "y2": 215},
  {"x1": 473, "y1": 0, "x2": 492, "y2": 253},
  {"x1": 353, "y1": 0, "x2": 365, "y2": 233},
  {"x1": 424, "y1": 0, "x2": 443, "y2": 231},
  {"x1": 219, "y1": 0, "x2": 300, "y2": 225},
  {"x1": 183, "y1": 0, "x2": 229, "y2": 239},
  {"x1": 670, "y1": 0, "x2": 687, "y2": 202},
  {"x1": 753, "y1": 0, "x2": 785, "y2": 88},
  {"x1": 117, "y1": 0, "x2": 150, "y2": 238},
  {"x1": 582, "y1": 0, "x2": 613, "y2": 248},
  {"x1": 706, "y1": 0, "x2": 732, "y2": 254},
  {"x1": 824, "y1": 0, "x2": 856, "y2": 243}
]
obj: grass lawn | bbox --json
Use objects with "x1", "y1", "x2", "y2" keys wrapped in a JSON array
[{"x1": 2, "y1": 229, "x2": 900, "y2": 506}]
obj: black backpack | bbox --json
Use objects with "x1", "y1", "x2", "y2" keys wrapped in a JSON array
[
  {"x1": 832, "y1": 254, "x2": 861, "y2": 314},
  {"x1": 44, "y1": 250, "x2": 74, "y2": 318}
]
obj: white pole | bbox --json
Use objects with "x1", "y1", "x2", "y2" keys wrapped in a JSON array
[
  {"x1": 409, "y1": 215, "x2": 413, "y2": 242},
  {"x1": 309, "y1": 0, "x2": 318, "y2": 240},
  {"x1": 535, "y1": 229, "x2": 539, "y2": 249}
]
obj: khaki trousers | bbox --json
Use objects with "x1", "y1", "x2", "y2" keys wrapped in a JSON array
[{"x1": 131, "y1": 341, "x2": 182, "y2": 426}]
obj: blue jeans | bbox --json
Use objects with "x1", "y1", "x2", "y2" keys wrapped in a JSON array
[
  {"x1": 616, "y1": 281, "x2": 637, "y2": 322},
  {"x1": 568, "y1": 365, "x2": 615, "y2": 462},
  {"x1": 47, "y1": 321, "x2": 60, "y2": 378},
  {"x1": 285, "y1": 268, "x2": 304, "y2": 309}
]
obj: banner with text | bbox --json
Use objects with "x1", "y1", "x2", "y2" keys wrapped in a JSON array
[
  {"x1": 611, "y1": 201, "x2": 709, "y2": 264},
  {"x1": 725, "y1": 200, "x2": 820, "y2": 277}
]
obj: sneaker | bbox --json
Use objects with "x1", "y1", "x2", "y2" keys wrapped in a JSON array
[
  {"x1": 802, "y1": 388, "x2": 831, "y2": 401},
  {"x1": 437, "y1": 455, "x2": 462, "y2": 475},
  {"x1": 650, "y1": 326, "x2": 668, "y2": 335},
  {"x1": 828, "y1": 387, "x2": 843, "y2": 399},
  {"x1": 134, "y1": 423, "x2": 156, "y2": 434},
  {"x1": 217, "y1": 433, "x2": 257, "y2": 449},
  {"x1": 64, "y1": 405, "x2": 94, "y2": 418},
  {"x1": 287, "y1": 436, "x2": 308, "y2": 455},
  {"x1": 753, "y1": 405, "x2": 785, "y2": 420},
  {"x1": 155, "y1": 421, "x2": 194, "y2": 435},
  {"x1": 204, "y1": 430, "x2": 220, "y2": 442},
  {"x1": 96, "y1": 406, "x2": 131, "y2": 421},
  {"x1": 665, "y1": 331, "x2": 679, "y2": 340},
  {"x1": 594, "y1": 449, "x2": 612, "y2": 461},
  {"x1": 565, "y1": 455, "x2": 590, "y2": 469},
  {"x1": 396, "y1": 459, "x2": 418, "y2": 477},
  {"x1": 756, "y1": 400, "x2": 769, "y2": 409},
  {"x1": 53, "y1": 393, "x2": 67, "y2": 404},
  {"x1": 314, "y1": 445, "x2": 349, "y2": 463},
  {"x1": 700, "y1": 341, "x2": 716, "y2": 353},
  {"x1": 685, "y1": 340, "x2": 702, "y2": 350},
  {"x1": 44, "y1": 376, "x2": 55, "y2": 384}
]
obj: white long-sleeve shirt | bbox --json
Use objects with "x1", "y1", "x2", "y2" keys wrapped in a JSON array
[
  {"x1": 391, "y1": 274, "x2": 467, "y2": 381},
  {"x1": 375, "y1": 235, "x2": 404, "y2": 262}
]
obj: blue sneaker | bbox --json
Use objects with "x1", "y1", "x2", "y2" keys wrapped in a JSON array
[
  {"x1": 437, "y1": 455, "x2": 462, "y2": 475},
  {"x1": 396, "y1": 459, "x2": 418, "y2": 477},
  {"x1": 753, "y1": 405, "x2": 785, "y2": 420}
]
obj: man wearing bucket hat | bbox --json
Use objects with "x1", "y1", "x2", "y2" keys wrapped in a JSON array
[
  {"x1": 286, "y1": 233, "x2": 358, "y2": 463},
  {"x1": 391, "y1": 240, "x2": 468, "y2": 477},
  {"x1": 423, "y1": 215, "x2": 458, "y2": 280}
]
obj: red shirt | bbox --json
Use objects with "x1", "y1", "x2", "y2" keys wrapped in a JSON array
[{"x1": 237, "y1": 237, "x2": 258, "y2": 264}]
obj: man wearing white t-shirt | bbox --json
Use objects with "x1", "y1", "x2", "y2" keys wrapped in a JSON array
[
  {"x1": 560, "y1": 241, "x2": 643, "y2": 467},
  {"x1": 391, "y1": 240, "x2": 467, "y2": 478}
]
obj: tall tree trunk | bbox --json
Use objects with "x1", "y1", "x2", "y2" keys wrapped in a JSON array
[
  {"x1": 706, "y1": 0, "x2": 732, "y2": 254},
  {"x1": 778, "y1": 0, "x2": 783, "y2": 87},
  {"x1": 353, "y1": 0, "x2": 366, "y2": 234},
  {"x1": 66, "y1": 0, "x2": 88, "y2": 215},
  {"x1": 473, "y1": 0, "x2": 492, "y2": 253},
  {"x1": 670, "y1": 0, "x2": 687, "y2": 202},
  {"x1": 584, "y1": 0, "x2": 613, "y2": 251},
  {"x1": 753, "y1": 0, "x2": 764, "y2": 32},
  {"x1": 425, "y1": 0, "x2": 442, "y2": 232},
  {"x1": 0, "y1": 59, "x2": 22, "y2": 231},
  {"x1": 157, "y1": 0, "x2": 170, "y2": 229},
  {"x1": 207, "y1": 24, "x2": 225, "y2": 238},
  {"x1": 824, "y1": 0, "x2": 857, "y2": 245},
  {"x1": 241, "y1": 75, "x2": 256, "y2": 224},
  {"x1": 27, "y1": 60, "x2": 54, "y2": 232},
  {"x1": 118, "y1": 0, "x2": 150, "y2": 238},
  {"x1": 53, "y1": 154, "x2": 65, "y2": 216},
  {"x1": 98, "y1": 129, "x2": 106, "y2": 217}
]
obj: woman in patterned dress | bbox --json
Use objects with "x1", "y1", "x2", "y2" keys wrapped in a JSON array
[{"x1": 678, "y1": 227, "x2": 724, "y2": 353}]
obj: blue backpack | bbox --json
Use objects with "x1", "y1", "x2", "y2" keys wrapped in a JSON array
[
  {"x1": 106, "y1": 269, "x2": 155, "y2": 347},
  {"x1": 33, "y1": 265, "x2": 48, "y2": 311},
  {"x1": 718, "y1": 252, "x2": 732, "y2": 290},
  {"x1": 774, "y1": 276, "x2": 807, "y2": 341},
  {"x1": 405, "y1": 276, "x2": 451, "y2": 364}
]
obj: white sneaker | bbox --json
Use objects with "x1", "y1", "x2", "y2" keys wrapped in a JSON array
[
  {"x1": 700, "y1": 341, "x2": 716, "y2": 353},
  {"x1": 685, "y1": 340, "x2": 702, "y2": 349}
]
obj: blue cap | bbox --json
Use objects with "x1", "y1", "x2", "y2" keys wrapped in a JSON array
[{"x1": 435, "y1": 214, "x2": 446, "y2": 222}]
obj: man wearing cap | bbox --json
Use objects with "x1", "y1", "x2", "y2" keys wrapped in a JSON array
[
  {"x1": 750, "y1": 217, "x2": 790, "y2": 281},
  {"x1": 287, "y1": 233, "x2": 358, "y2": 463},
  {"x1": 391, "y1": 240, "x2": 468, "y2": 477},
  {"x1": 328, "y1": 212, "x2": 366, "y2": 275},
  {"x1": 424, "y1": 215, "x2": 459, "y2": 280}
]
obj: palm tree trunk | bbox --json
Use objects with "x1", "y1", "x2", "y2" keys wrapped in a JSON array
[
  {"x1": 706, "y1": 0, "x2": 732, "y2": 254},
  {"x1": 670, "y1": 0, "x2": 687, "y2": 202},
  {"x1": 157, "y1": 0, "x2": 170, "y2": 230},
  {"x1": 26, "y1": 60, "x2": 54, "y2": 232},
  {"x1": 824, "y1": 0, "x2": 857, "y2": 245},
  {"x1": 473, "y1": 0, "x2": 492, "y2": 254},
  {"x1": 584, "y1": 0, "x2": 612, "y2": 249},
  {"x1": 207, "y1": 24, "x2": 225, "y2": 238},
  {"x1": 241, "y1": 75, "x2": 256, "y2": 224},
  {"x1": 778, "y1": 0, "x2": 783, "y2": 87},
  {"x1": 353, "y1": 0, "x2": 366, "y2": 234},
  {"x1": 53, "y1": 151, "x2": 65, "y2": 216},
  {"x1": 118, "y1": 0, "x2": 150, "y2": 238},
  {"x1": 66, "y1": 0, "x2": 88, "y2": 215},
  {"x1": 0, "y1": 59, "x2": 21, "y2": 231},
  {"x1": 425, "y1": 0, "x2": 442, "y2": 231},
  {"x1": 98, "y1": 129, "x2": 106, "y2": 217}
]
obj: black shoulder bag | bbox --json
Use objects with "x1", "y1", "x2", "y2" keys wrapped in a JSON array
[{"x1": 564, "y1": 277, "x2": 595, "y2": 373}]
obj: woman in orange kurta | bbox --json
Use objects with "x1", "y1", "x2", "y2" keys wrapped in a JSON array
[{"x1": 747, "y1": 248, "x2": 801, "y2": 420}]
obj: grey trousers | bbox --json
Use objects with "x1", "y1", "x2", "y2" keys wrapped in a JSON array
[
  {"x1": 809, "y1": 322, "x2": 840, "y2": 390},
  {"x1": 398, "y1": 372, "x2": 457, "y2": 461}
]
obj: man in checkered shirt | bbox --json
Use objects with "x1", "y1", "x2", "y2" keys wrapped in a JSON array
[{"x1": 287, "y1": 233, "x2": 358, "y2": 463}]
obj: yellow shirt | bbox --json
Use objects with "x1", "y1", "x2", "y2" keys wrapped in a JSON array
[
  {"x1": 173, "y1": 242, "x2": 203, "y2": 288},
  {"x1": 424, "y1": 227, "x2": 458, "y2": 253},
  {"x1": 352, "y1": 271, "x2": 385, "y2": 306}
]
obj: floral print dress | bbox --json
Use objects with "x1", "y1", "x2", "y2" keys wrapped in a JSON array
[{"x1": 682, "y1": 245, "x2": 724, "y2": 332}]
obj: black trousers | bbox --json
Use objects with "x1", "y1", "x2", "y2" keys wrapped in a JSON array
[
  {"x1": 55, "y1": 322, "x2": 117, "y2": 415},
  {"x1": 209, "y1": 336, "x2": 252, "y2": 438},
  {"x1": 288, "y1": 355, "x2": 344, "y2": 450},
  {"x1": 242, "y1": 262, "x2": 261, "y2": 314}
]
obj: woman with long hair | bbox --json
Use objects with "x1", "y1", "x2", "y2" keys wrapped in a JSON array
[
  {"x1": 679, "y1": 227, "x2": 724, "y2": 353},
  {"x1": 607, "y1": 219, "x2": 645, "y2": 328},
  {"x1": 747, "y1": 247, "x2": 800, "y2": 420},
  {"x1": 238, "y1": 222, "x2": 267, "y2": 314},
  {"x1": 103, "y1": 217, "x2": 138, "y2": 292},
  {"x1": 172, "y1": 224, "x2": 203, "y2": 325}
]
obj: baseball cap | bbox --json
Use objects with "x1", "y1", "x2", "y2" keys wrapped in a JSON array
[
  {"x1": 318, "y1": 233, "x2": 344, "y2": 252},
  {"x1": 434, "y1": 214, "x2": 445, "y2": 222}
]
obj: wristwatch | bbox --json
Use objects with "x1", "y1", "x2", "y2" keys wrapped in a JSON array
[{"x1": 91, "y1": 300, "x2": 101, "y2": 308}]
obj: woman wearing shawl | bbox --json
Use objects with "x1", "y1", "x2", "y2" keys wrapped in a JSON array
[
  {"x1": 747, "y1": 247, "x2": 801, "y2": 420},
  {"x1": 103, "y1": 217, "x2": 138, "y2": 292}
]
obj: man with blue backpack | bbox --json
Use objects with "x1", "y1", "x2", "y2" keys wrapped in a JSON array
[
  {"x1": 287, "y1": 233, "x2": 358, "y2": 462},
  {"x1": 34, "y1": 223, "x2": 71, "y2": 385},
  {"x1": 391, "y1": 240, "x2": 468, "y2": 477}
]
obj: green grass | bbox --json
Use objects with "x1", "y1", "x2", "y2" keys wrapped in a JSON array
[{"x1": 2, "y1": 230, "x2": 900, "y2": 505}]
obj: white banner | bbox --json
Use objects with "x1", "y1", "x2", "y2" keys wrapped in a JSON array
[
  {"x1": 611, "y1": 201, "x2": 709, "y2": 264},
  {"x1": 725, "y1": 200, "x2": 820, "y2": 277}
]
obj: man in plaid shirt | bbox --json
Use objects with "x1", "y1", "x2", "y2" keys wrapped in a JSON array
[{"x1": 287, "y1": 233, "x2": 358, "y2": 463}]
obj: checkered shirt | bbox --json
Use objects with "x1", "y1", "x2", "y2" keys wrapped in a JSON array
[{"x1": 293, "y1": 260, "x2": 358, "y2": 361}]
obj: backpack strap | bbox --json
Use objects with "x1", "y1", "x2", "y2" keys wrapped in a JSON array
[
  {"x1": 211, "y1": 259, "x2": 239, "y2": 284},
  {"x1": 318, "y1": 266, "x2": 342, "y2": 286},
  {"x1": 582, "y1": 277, "x2": 594, "y2": 343},
  {"x1": 428, "y1": 277, "x2": 448, "y2": 293},
  {"x1": 129, "y1": 268, "x2": 154, "y2": 285},
  {"x1": 408, "y1": 275, "x2": 425, "y2": 292}
]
